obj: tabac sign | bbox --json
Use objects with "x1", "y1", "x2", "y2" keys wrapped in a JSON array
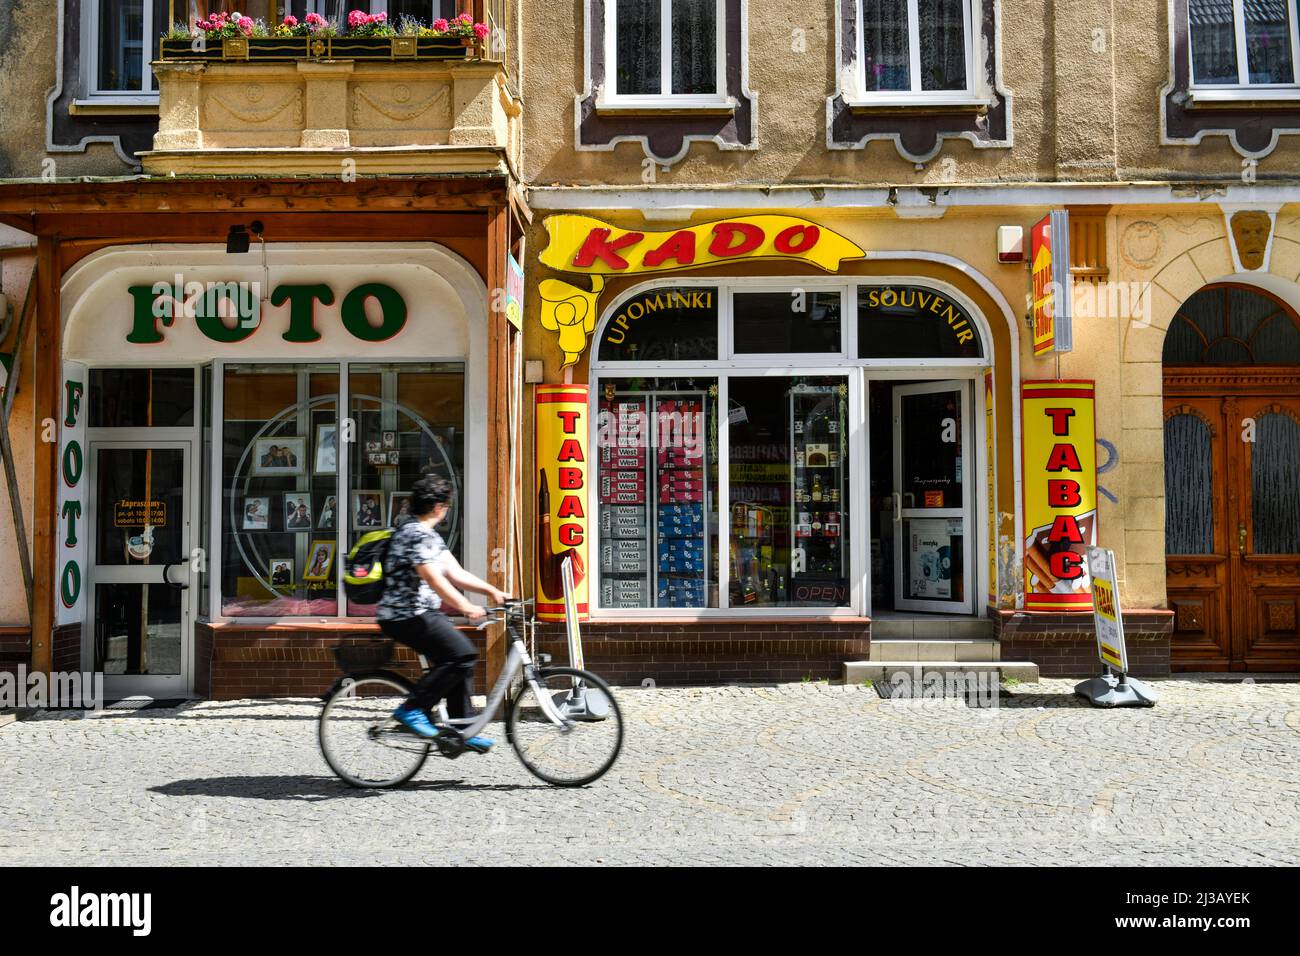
[
  {"x1": 537, "y1": 215, "x2": 866, "y2": 366},
  {"x1": 1030, "y1": 211, "x2": 1073, "y2": 356},
  {"x1": 1021, "y1": 380, "x2": 1097, "y2": 612}
]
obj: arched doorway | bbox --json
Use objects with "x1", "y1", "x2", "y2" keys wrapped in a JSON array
[{"x1": 1163, "y1": 283, "x2": 1300, "y2": 671}]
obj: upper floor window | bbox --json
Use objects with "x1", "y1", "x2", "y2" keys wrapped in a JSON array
[
  {"x1": 858, "y1": 0, "x2": 974, "y2": 101},
  {"x1": 1189, "y1": 0, "x2": 1300, "y2": 88},
  {"x1": 91, "y1": 1, "x2": 168, "y2": 96},
  {"x1": 607, "y1": 0, "x2": 724, "y2": 103}
]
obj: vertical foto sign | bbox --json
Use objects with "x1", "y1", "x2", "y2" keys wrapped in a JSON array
[
  {"x1": 535, "y1": 385, "x2": 589, "y2": 623},
  {"x1": 1021, "y1": 380, "x2": 1097, "y2": 611},
  {"x1": 57, "y1": 363, "x2": 87, "y2": 626}
]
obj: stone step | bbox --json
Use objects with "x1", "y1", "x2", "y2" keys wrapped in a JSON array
[
  {"x1": 870, "y1": 638, "x2": 1000, "y2": 662},
  {"x1": 870, "y1": 618, "x2": 994, "y2": 639},
  {"x1": 844, "y1": 660, "x2": 1040, "y2": 684}
]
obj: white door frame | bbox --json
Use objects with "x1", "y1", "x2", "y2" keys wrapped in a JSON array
[
  {"x1": 84, "y1": 437, "x2": 198, "y2": 699},
  {"x1": 890, "y1": 379, "x2": 976, "y2": 615}
]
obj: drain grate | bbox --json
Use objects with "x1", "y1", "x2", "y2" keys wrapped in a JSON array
[{"x1": 103, "y1": 697, "x2": 187, "y2": 711}]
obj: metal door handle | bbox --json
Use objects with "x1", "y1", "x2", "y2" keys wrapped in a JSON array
[
  {"x1": 1238, "y1": 523, "x2": 1247, "y2": 555},
  {"x1": 163, "y1": 563, "x2": 190, "y2": 591},
  {"x1": 891, "y1": 492, "x2": 902, "y2": 523}
]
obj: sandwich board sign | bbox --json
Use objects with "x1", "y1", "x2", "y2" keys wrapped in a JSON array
[{"x1": 1074, "y1": 547, "x2": 1157, "y2": 707}]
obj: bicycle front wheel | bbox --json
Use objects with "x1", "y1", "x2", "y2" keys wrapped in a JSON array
[
  {"x1": 319, "y1": 671, "x2": 431, "y2": 789},
  {"x1": 506, "y1": 667, "x2": 624, "y2": 787}
]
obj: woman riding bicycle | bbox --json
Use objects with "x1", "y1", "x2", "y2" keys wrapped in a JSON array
[{"x1": 379, "y1": 476, "x2": 506, "y2": 751}]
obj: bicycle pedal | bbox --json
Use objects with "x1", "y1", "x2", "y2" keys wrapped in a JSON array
[{"x1": 433, "y1": 735, "x2": 466, "y2": 759}]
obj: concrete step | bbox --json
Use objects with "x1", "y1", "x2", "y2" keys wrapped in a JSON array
[
  {"x1": 844, "y1": 660, "x2": 1040, "y2": 684},
  {"x1": 871, "y1": 618, "x2": 994, "y2": 639},
  {"x1": 870, "y1": 638, "x2": 1000, "y2": 662}
]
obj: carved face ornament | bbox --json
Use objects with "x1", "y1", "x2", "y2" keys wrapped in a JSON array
[{"x1": 1230, "y1": 211, "x2": 1272, "y2": 270}]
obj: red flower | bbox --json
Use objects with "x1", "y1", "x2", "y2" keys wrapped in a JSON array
[
  {"x1": 432, "y1": 17, "x2": 449, "y2": 31},
  {"x1": 282, "y1": 15, "x2": 298, "y2": 27},
  {"x1": 473, "y1": 22, "x2": 489, "y2": 40}
]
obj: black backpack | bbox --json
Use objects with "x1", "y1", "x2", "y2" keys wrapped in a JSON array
[{"x1": 343, "y1": 529, "x2": 393, "y2": 604}]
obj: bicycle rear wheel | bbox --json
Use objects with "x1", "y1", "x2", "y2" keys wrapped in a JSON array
[
  {"x1": 506, "y1": 667, "x2": 623, "y2": 787},
  {"x1": 319, "y1": 671, "x2": 431, "y2": 789}
]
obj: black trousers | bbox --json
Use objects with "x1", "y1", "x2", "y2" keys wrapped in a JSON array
[{"x1": 379, "y1": 610, "x2": 477, "y2": 719}]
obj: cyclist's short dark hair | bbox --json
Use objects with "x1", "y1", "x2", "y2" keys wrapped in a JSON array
[{"x1": 410, "y1": 476, "x2": 453, "y2": 517}]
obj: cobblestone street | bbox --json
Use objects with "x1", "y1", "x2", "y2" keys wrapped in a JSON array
[{"x1": 2, "y1": 679, "x2": 1299, "y2": 866}]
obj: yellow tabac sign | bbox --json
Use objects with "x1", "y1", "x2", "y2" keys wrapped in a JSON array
[{"x1": 537, "y1": 214, "x2": 867, "y2": 366}]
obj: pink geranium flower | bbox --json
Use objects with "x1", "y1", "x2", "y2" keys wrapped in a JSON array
[
  {"x1": 432, "y1": 18, "x2": 449, "y2": 31},
  {"x1": 473, "y1": 22, "x2": 489, "y2": 40},
  {"x1": 282, "y1": 15, "x2": 297, "y2": 27}
]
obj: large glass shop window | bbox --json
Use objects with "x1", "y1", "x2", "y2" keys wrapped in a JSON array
[
  {"x1": 858, "y1": 285, "x2": 983, "y2": 359},
  {"x1": 729, "y1": 376, "x2": 851, "y2": 608},
  {"x1": 596, "y1": 377, "x2": 720, "y2": 609},
  {"x1": 221, "y1": 364, "x2": 341, "y2": 617},
  {"x1": 346, "y1": 363, "x2": 466, "y2": 616},
  {"x1": 596, "y1": 286, "x2": 719, "y2": 362}
]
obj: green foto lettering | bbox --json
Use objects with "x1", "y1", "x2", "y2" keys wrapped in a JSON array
[
  {"x1": 341, "y1": 283, "x2": 407, "y2": 342},
  {"x1": 59, "y1": 561, "x2": 81, "y2": 608},
  {"x1": 61, "y1": 500, "x2": 81, "y2": 547},
  {"x1": 63, "y1": 380, "x2": 83, "y2": 428},
  {"x1": 62, "y1": 440, "x2": 83, "y2": 487},
  {"x1": 271, "y1": 283, "x2": 334, "y2": 343},
  {"x1": 196, "y1": 282, "x2": 257, "y2": 343},
  {"x1": 126, "y1": 285, "x2": 173, "y2": 344}
]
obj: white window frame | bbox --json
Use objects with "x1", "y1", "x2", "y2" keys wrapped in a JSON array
[
  {"x1": 599, "y1": 0, "x2": 732, "y2": 111},
  {"x1": 587, "y1": 276, "x2": 995, "y2": 620},
  {"x1": 1187, "y1": 0, "x2": 1300, "y2": 100},
  {"x1": 851, "y1": 0, "x2": 983, "y2": 106},
  {"x1": 82, "y1": 0, "x2": 163, "y2": 104}
]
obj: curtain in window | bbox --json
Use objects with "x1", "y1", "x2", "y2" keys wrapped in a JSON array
[
  {"x1": 1164, "y1": 414, "x2": 1214, "y2": 555},
  {"x1": 1244, "y1": 0, "x2": 1295, "y2": 83},
  {"x1": 917, "y1": 0, "x2": 967, "y2": 91},
  {"x1": 188, "y1": 1, "x2": 274, "y2": 18},
  {"x1": 671, "y1": 0, "x2": 718, "y2": 95},
  {"x1": 1252, "y1": 412, "x2": 1300, "y2": 554},
  {"x1": 1189, "y1": 0, "x2": 1242, "y2": 84},
  {"x1": 99, "y1": 0, "x2": 144, "y2": 91},
  {"x1": 616, "y1": 0, "x2": 662, "y2": 95},
  {"x1": 862, "y1": 0, "x2": 910, "y2": 91}
]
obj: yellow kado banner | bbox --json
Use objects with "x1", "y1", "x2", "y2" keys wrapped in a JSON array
[{"x1": 540, "y1": 214, "x2": 867, "y2": 276}]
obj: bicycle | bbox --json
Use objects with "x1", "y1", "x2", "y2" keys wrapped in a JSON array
[{"x1": 318, "y1": 600, "x2": 624, "y2": 789}]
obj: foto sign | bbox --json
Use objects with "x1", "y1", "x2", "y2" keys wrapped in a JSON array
[
  {"x1": 1086, "y1": 546, "x2": 1128, "y2": 672},
  {"x1": 1030, "y1": 210, "x2": 1073, "y2": 356}
]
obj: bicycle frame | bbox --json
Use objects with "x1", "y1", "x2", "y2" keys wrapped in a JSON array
[{"x1": 429, "y1": 611, "x2": 571, "y2": 740}]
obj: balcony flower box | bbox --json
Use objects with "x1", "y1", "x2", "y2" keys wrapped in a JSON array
[{"x1": 159, "y1": 35, "x2": 475, "y2": 63}]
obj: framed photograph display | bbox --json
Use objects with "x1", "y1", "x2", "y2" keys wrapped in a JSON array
[
  {"x1": 284, "y1": 494, "x2": 313, "y2": 530},
  {"x1": 353, "y1": 491, "x2": 384, "y2": 529},
  {"x1": 303, "y1": 541, "x2": 337, "y2": 581},
  {"x1": 269, "y1": 558, "x2": 294, "y2": 587},
  {"x1": 241, "y1": 497, "x2": 270, "y2": 530},
  {"x1": 389, "y1": 492, "x2": 413, "y2": 527},
  {"x1": 252, "y1": 437, "x2": 307, "y2": 476},
  {"x1": 314, "y1": 423, "x2": 338, "y2": 475},
  {"x1": 317, "y1": 494, "x2": 339, "y2": 531}
]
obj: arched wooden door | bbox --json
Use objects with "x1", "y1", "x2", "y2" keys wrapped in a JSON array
[{"x1": 1163, "y1": 285, "x2": 1300, "y2": 671}]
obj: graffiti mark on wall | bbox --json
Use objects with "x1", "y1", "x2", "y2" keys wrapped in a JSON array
[{"x1": 1096, "y1": 438, "x2": 1119, "y2": 504}]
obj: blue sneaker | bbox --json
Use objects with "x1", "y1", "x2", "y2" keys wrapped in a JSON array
[
  {"x1": 464, "y1": 735, "x2": 494, "y2": 753},
  {"x1": 392, "y1": 705, "x2": 441, "y2": 739}
]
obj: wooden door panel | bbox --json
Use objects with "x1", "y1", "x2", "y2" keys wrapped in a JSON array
[{"x1": 1163, "y1": 395, "x2": 1231, "y2": 670}]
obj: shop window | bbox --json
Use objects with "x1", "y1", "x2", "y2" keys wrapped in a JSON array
[
  {"x1": 857, "y1": 284, "x2": 984, "y2": 359},
  {"x1": 732, "y1": 291, "x2": 843, "y2": 355},
  {"x1": 346, "y1": 363, "x2": 466, "y2": 616},
  {"x1": 220, "y1": 363, "x2": 340, "y2": 617},
  {"x1": 88, "y1": 368, "x2": 195, "y2": 427},
  {"x1": 595, "y1": 377, "x2": 719, "y2": 609},
  {"x1": 611, "y1": 0, "x2": 721, "y2": 99},
  {"x1": 728, "y1": 376, "x2": 851, "y2": 608},
  {"x1": 860, "y1": 0, "x2": 972, "y2": 97},
  {"x1": 596, "y1": 286, "x2": 719, "y2": 362},
  {"x1": 1189, "y1": 0, "x2": 1299, "y2": 88}
]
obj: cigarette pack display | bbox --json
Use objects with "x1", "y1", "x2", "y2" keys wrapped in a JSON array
[
  {"x1": 660, "y1": 479, "x2": 704, "y2": 495},
  {"x1": 659, "y1": 554, "x2": 704, "y2": 574},
  {"x1": 601, "y1": 539, "x2": 647, "y2": 566},
  {"x1": 599, "y1": 469, "x2": 643, "y2": 483},
  {"x1": 603, "y1": 552, "x2": 649, "y2": 574},
  {"x1": 603, "y1": 578, "x2": 649, "y2": 608},
  {"x1": 604, "y1": 489, "x2": 645, "y2": 504},
  {"x1": 660, "y1": 488, "x2": 703, "y2": 503},
  {"x1": 658, "y1": 503, "x2": 703, "y2": 519}
]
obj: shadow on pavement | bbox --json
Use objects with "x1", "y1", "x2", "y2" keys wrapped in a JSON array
[{"x1": 148, "y1": 774, "x2": 548, "y2": 801}]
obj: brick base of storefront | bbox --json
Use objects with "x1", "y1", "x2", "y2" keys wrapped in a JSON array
[
  {"x1": 991, "y1": 609, "x2": 1173, "y2": 677},
  {"x1": 0, "y1": 627, "x2": 28, "y2": 679},
  {"x1": 533, "y1": 619, "x2": 872, "y2": 686},
  {"x1": 52, "y1": 624, "x2": 80, "y2": 674},
  {"x1": 198, "y1": 623, "x2": 490, "y2": 701}
]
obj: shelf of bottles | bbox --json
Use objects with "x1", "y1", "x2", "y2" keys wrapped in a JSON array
[
  {"x1": 597, "y1": 389, "x2": 712, "y2": 609},
  {"x1": 790, "y1": 384, "x2": 847, "y2": 589}
]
